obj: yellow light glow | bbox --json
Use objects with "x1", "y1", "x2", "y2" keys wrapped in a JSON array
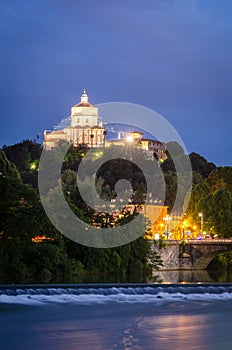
[
  {"x1": 126, "y1": 135, "x2": 133, "y2": 142},
  {"x1": 154, "y1": 233, "x2": 160, "y2": 240},
  {"x1": 30, "y1": 162, "x2": 37, "y2": 170}
]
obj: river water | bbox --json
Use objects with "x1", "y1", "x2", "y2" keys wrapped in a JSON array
[{"x1": 1, "y1": 284, "x2": 232, "y2": 350}]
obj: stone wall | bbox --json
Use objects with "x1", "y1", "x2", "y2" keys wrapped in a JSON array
[{"x1": 152, "y1": 241, "x2": 232, "y2": 270}]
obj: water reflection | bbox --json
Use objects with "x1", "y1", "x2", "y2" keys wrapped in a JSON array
[
  {"x1": 0, "y1": 272, "x2": 148, "y2": 285},
  {"x1": 152, "y1": 270, "x2": 215, "y2": 283},
  {"x1": 136, "y1": 312, "x2": 210, "y2": 350},
  {"x1": 208, "y1": 269, "x2": 232, "y2": 283},
  {"x1": 1, "y1": 269, "x2": 232, "y2": 284}
]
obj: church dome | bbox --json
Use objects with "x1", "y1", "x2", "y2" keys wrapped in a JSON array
[{"x1": 74, "y1": 89, "x2": 93, "y2": 107}]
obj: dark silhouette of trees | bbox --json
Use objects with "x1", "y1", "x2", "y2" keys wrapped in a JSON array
[{"x1": 189, "y1": 152, "x2": 216, "y2": 178}]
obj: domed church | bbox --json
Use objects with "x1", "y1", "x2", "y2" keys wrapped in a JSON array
[{"x1": 44, "y1": 90, "x2": 106, "y2": 150}]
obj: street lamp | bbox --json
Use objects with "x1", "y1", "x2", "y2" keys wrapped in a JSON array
[
  {"x1": 198, "y1": 212, "x2": 203, "y2": 233},
  {"x1": 163, "y1": 214, "x2": 172, "y2": 240},
  {"x1": 159, "y1": 223, "x2": 165, "y2": 235},
  {"x1": 182, "y1": 224, "x2": 185, "y2": 240}
]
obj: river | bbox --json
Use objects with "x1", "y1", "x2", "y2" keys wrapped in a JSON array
[{"x1": 1, "y1": 283, "x2": 232, "y2": 349}]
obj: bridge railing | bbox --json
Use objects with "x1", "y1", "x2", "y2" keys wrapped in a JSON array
[
  {"x1": 185, "y1": 239, "x2": 232, "y2": 244},
  {"x1": 150, "y1": 239, "x2": 232, "y2": 245}
]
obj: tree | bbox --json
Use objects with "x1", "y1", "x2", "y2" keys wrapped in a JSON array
[
  {"x1": 3, "y1": 140, "x2": 42, "y2": 172},
  {"x1": 62, "y1": 144, "x2": 88, "y2": 171},
  {"x1": 200, "y1": 189, "x2": 232, "y2": 238},
  {"x1": 164, "y1": 171, "x2": 177, "y2": 210},
  {"x1": 206, "y1": 167, "x2": 232, "y2": 193},
  {"x1": 0, "y1": 150, "x2": 20, "y2": 178},
  {"x1": 189, "y1": 152, "x2": 216, "y2": 178},
  {"x1": 186, "y1": 182, "x2": 211, "y2": 220}
]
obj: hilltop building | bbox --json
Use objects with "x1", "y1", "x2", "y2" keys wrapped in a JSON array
[
  {"x1": 43, "y1": 90, "x2": 167, "y2": 162},
  {"x1": 43, "y1": 90, "x2": 169, "y2": 237},
  {"x1": 106, "y1": 130, "x2": 167, "y2": 162},
  {"x1": 44, "y1": 90, "x2": 106, "y2": 150}
]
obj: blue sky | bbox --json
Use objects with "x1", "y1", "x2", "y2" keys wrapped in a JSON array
[{"x1": 0, "y1": 0, "x2": 232, "y2": 165}]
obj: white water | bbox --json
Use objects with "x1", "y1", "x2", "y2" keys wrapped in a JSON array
[{"x1": 1, "y1": 285, "x2": 232, "y2": 305}]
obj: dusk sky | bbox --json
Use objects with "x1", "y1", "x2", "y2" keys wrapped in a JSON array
[{"x1": 0, "y1": 0, "x2": 232, "y2": 166}]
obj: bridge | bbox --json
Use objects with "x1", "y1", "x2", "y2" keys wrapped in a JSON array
[{"x1": 151, "y1": 239, "x2": 232, "y2": 270}]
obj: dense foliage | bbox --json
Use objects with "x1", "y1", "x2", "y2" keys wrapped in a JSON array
[
  {"x1": 186, "y1": 167, "x2": 232, "y2": 237},
  {"x1": 0, "y1": 141, "x2": 155, "y2": 281},
  {"x1": 1, "y1": 139, "x2": 231, "y2": 279},
  {"x1": 185, "y1": 166, "x2": 232, "y2": 269}
]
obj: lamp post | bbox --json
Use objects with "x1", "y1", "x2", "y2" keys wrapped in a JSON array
[
  {"x1": 163, "y1": 214, "x2": 172, "y2": 240},
  {"x1": 198, "y1": 212, "x2": 203, "y2": 233},
  {"x1": 182, "y1": 224, "x2": 185, "y2": 240}
]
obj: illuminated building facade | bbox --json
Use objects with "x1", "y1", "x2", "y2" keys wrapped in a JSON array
[
  {"x1": 44, "y1": 90, "x2": 166, "y2": 162},
  {"x1": 44, "y1": 90, "x2": 106, "y2": 150},
  {"x1": 106, "y1": 130, "x2": 167, "y2": 162}
]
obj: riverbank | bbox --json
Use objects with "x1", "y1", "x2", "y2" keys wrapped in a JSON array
[{"x1": 2, "y1": 267, "x2": 232, "y2": 285}]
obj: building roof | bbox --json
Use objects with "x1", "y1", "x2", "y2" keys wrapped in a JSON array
[
  {"x1": 73, "y1": 90, "x2": 94, "y2": 108},
  {"x1": 141, "y1": 138, "x2": 164, "y2": 145},
  {"x1": 49, "y1": 130, "x2": 65, "y2": 134},
  {"x1": 130, "y1": 130, "x2": 143, "y2": 134},
  {"x1": 74, "y1": 101, "x2": 94, "y2": 107}
]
